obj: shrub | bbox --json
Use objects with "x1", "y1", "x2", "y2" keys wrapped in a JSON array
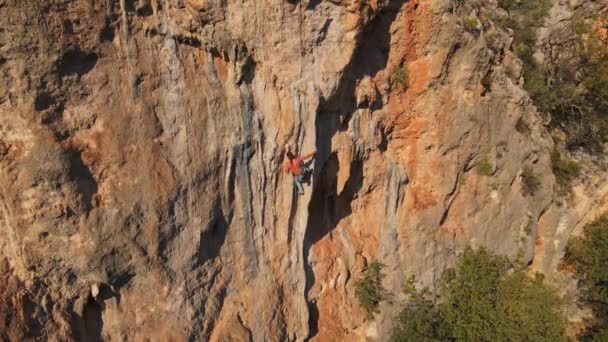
[
  {"x1": 355, "y1": 261, "x2": 385, "y2": 318},
  {"x1": 497, "y1": 0, "x2": 514, "y2": 10},
  {"x1": 496, "y1": 15, "x2": 516, "y2": 30},
  {"x1": 524, "y1": 69, "x2": 554, "y2": 113},
  {"x1": 440, "y1": 248, "x2": 566, "y2": 342},
  {"x1": 391, "y1": 65, "x2": 408, "y2": 90},
  {"x1": 498, "y1": 4, "x2": 608, "y2": 152},
  {"x1": 564, "y1": 215, "x2": 608, "y2": 313},
  {"x1": 390, "y1": 289, "x2": 449, "y2": 342},
  {"x1": 462, "y1": 17, "x2": 479, "y2": 32},
  {"x1": 521, "y1": 166, "x2": 541, "y2": 196},
  {"x1": 572, "y1": 14, "x2": 589, "y2": 35},
  {"x1": 390, "y1": 249, "x2": 567, "y2": 341},
  {"x1": 484, "y1": 31, "x2": 497, "y2": 48},
  {"x1": 581, "y1": 328, "x2": 608, "y2": 341},
  {"x1": 476, "y1": 159, "x2": 493, "y2": 176},
  {"x1": 552, "y1": 152, "x2": 580, "y2": 188},
  {"x1": 564, "y1": 215, "x2": 608, "y2": 339}
]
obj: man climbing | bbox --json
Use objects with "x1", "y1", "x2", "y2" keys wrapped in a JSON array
[{"x1": 284, "y1": 147, "x2": 316, "y2": 195}]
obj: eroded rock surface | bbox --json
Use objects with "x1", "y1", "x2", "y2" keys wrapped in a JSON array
[{"x1": 0, "y1": 0, "x2": 606, "y2": 340}]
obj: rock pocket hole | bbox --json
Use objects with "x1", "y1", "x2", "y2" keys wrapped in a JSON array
[
  {"x1": 66, "y1": 149, "x2": 98, "y2": 212},
  {"x1": 100, "y1": 17, "x2": 115, "y2": 42},
  {"x1": 34, "y1": 92, "x2": 55, "y2": 111},
  {"x1": 55, "y1": 48, "x2": 98, "y2": 77}
]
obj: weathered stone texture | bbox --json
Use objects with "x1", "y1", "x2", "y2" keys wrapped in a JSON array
[{"x1": 1, "y1": 0, "x2": 607, "y2": 340}]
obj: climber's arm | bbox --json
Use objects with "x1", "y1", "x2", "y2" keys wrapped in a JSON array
[{"x1": 301, "y1": 150, "x2": 316, "y2": 160}]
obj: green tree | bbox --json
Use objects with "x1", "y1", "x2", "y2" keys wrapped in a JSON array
[
  {"x1": 439, "y1": 248, "x2": 566, "y2": 341},
  {"x1": 390, "y1": 248, "x2": 567, "y2": 341},
  {"x1": 390, "y1": 289, "x2": 449, "y2": 342},
  {"x1": 494, "y1": 272, "x2": 565, "y2": 341},
  {"x1": 497, "y1": 4, "x2": 608, "y2": 153},
  {"x1": 355, "y1": 261, "x2": 386, "y2": 318},
  {"x1": 440, "y1": 248, "x2": 565, "y2": 341},
  {"x1": 564, "y1": 215, "x2": 608, "y2": 340}
]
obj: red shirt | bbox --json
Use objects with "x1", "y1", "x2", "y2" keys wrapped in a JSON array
[{"x1": 284, "y1": 158, "x2": 304, "y2": 175}]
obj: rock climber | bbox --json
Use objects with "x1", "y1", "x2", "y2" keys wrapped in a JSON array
[{"x1": 284, "y1": 147, "x2": 316, "y2": 195}]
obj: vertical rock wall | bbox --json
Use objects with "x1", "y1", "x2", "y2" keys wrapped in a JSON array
[{"x1": 1, "y1": 0, "x2": 607, "y2": 340}]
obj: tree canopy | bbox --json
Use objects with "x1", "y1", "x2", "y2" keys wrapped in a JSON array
[{"x1": 390, "y1": 248, "x2": 566, "y2": 342}]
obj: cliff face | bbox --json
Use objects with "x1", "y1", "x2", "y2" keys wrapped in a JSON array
[{"x1": 0, "y1": 0, "x2": 606, "y2": 340}]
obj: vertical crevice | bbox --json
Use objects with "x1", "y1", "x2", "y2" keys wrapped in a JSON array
[{"x1": 303, "y1": 0, "x2": 408, "y2": 338}]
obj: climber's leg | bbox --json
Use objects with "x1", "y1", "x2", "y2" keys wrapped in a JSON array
[{"x1": 294, "y1": 175, "x2": 304, "y2": 195}]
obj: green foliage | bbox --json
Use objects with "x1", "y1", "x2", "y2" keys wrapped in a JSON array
[
  {"x1": 390, "y1": 289, "x2": 449, "y2": 342},
  {"x1": 524, "y1": 69, "x2": 554, "y2": 113},
  {"x1": 582, "y1": 328, "x2": 608, "y2": 342},
  {"x1": 498, "y1": 0, "x2": 552, "y2": 70},
  {"x1": 498, "y1": 4, "x2": 608, "y2": 152},
  {"x1": 462, "y1": 17, "x2": 479, "y2": 32},
  {"x1": 484, "y1": 31, "x2": 497, "y2": 46},
  {"x1": 497, "y1": 0, "x2": 514, "y2": 10},
  {"x1": 389, "y1": 249, "x2": 567, "y2": 341},
  {"x1": 355, "y1": 261, "x2": 385, "y2": 318},
  {"x1": 572, "y1": 14, "x2": 589, "y2": 35},
  {"x1": 496, "y1": 15, "x2": 516, "y2": 30},
  {"x1": 552, "y1": 152, "x2": 581, "y2": 189},
  {"x1": 440, "y1": 248, "x2": 567, "y2": 342},
  {"x1": 476, "y1": 159, "x2": 493, "y2": 176},
  {"x1": 521, "y1": 166, "x2": 541, "y2": 196},
  {"x1": 564, "y1": 214, "x2": 608, "y2": 335},
  {"x1": 392, "y1": 65, "x2": 408, "y2": 90}
]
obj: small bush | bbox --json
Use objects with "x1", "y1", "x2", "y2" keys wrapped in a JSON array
[
  {"x1": 355, "y1": 261, "x2": 385, "y2": 318},
  {"x1": 564, "y1": 215, "x2": 608, "y2": 307},
  {"x1": 390, "y1": 289, "x2": 449, "y2": 342},
  {"x1": 391, "y1": 65, "x2": 408, "y2": 90},
  {"x1": 563, "y1": 215, "x2": 608, "y2": 339},
  {"x1": 484, "y1": 31, "x2": 499, "y2": 51},
  {"x1": 572, "y1": 14, "x2": 589, "y2": 35},
  {"x1": 496, "y1": 15, "x2": 516, "y2": 30},
  {"x1": 476, "y1": 159, "x2": 493, "y2": 176},
  {"x1": 521, "y1": 166, "x2": 541, "y2": 196},
  {"x1": 524, "y1": 70, "x2": 554, "y2": 113},
  {"x1": 499, "y1": 4, "x2": 608, "y2": 153},
  {"x1": 462, "y1": 17, "x2": 479, "y2": 32},
  {"x1": 497, "y1": 0, "x2": 515, "y2": 10},
  {"x1": 552, "y1": 152, "x2": 580, "y2": 188}
]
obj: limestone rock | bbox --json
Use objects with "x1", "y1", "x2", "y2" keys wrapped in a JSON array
[{"x1": 0, "y1": 0, "x2": 606, "y2": 340}]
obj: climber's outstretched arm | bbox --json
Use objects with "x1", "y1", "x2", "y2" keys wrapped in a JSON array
[{"x1": 301, "y1": 150, "x2": 316, "y2": 160}]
